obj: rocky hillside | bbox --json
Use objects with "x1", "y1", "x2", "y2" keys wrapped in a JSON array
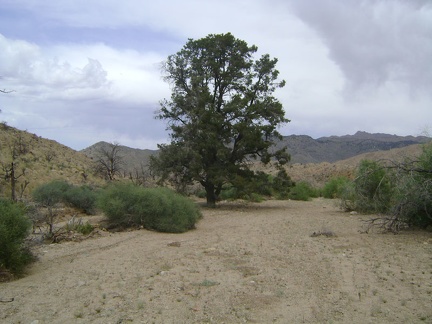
[
  {"x1": 81, "y1": 141, "x2": 158, "y2": 176},
  {"x1": 277, "y1": 131, "x2": 430, "y2": 163},
  {"x1": 82, "y1": 131, "x2": 430, "y2": 168},
  {"x1": 284, "y1": 143, "x2": 426, "y2": 187},
  {"x1": 0, "y1": 125, "x2": 103, "y2": 200}
]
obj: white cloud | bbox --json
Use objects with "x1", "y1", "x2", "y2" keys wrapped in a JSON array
[
  {"x1": 0, "y1": 0, "x2": 431, "y2": 150},
  {"x1": 288, "y1": 0, "x2": 432, "y2": 96}
]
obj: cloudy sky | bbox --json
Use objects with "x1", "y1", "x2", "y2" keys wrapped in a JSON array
[{"x1": 0, "y1": 0, "x2": 431, "y2": 150}]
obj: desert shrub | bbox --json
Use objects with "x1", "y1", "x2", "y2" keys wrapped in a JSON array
[
  {"x1": 32, "y1": 180, "x2": 71, "y2": 207},
  {"x1": 219, "y1": 186, "x2": 238, "y2": 201},
  {"x1": 0, "y1": 199, "x2": 33, "y2": 275},
  {"x1": 67, "y1": 221, "x2": 94, "y2": 235},
  {"x1": 322, "y1": 176, "x2": 351, "y2": 199},
  {"x1": 63, "y1": 185, "x2": 98, "y2": 214},
  {"x1": 339, "y1": 181, "x2": 357, "y2": 211},
  {"x1": 272, "y1": 169, "x2": 294, "y2": 199},
  {"x1": 288, "y1": 181, "x2": 318, "y2": 201},
  {"x1": 32, "y1": 180, "x2": 72, "y2": 234},
  {"x1": 353, "y1": 160, "x2": 394, "y2": 213},
  {"x1": 389, "y1": 144, "x2": 432, "y2": 228},
  {"x1": 98, "y1": 183, "x2": 202, "y2": 233},
  {"x1": 219, "y1": 170, "x2": 293, "y2": 201}
]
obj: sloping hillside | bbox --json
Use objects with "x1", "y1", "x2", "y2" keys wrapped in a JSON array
[
  {"x1": 285, "y1": 143, "x2": 426, "y2": 187},
  {"x1": 277, "y1": 131, "x2": 429, "y2": 163},
  {"x1": 0, "y1": 124, "x2": 103, "y2": 200},
  {"x1": 83, "y1": 132, "x2": 430, "y2": 169},
  {"x1": 81, "y1": 141, "x2": 158, "y2": 175}
]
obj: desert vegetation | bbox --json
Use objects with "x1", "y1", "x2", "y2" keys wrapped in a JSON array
[
  {"x1": 338, "y1": 143, "x2": 432, "y2": 231},
  {"x1": 0, "y1": 33, "x2": 431, "y2": 324},
  {"x1": 98, "y1": 183, "x2": 202, "y2": 233}
]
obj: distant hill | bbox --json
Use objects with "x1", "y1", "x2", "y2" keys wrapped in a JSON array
[
  {"x1": 82, "y1": 131, "x2": 430, "y2": 168},
  {"x1": 81, "y1": 141, "x2": 158, "y2": 175},
  {"x1": 1, "y1": 125, "x2": 429, "y2": 198},
  {"x1": 277, "y1": 131, "x2": 430, "y2": 163},
  {"x1": 0, "y1": 125, "x2": 103, "y2": 200},
  {"x1": 284, "y1": 143, "x2": 426, "y2": 187}
]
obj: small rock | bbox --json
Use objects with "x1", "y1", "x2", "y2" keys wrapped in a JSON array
[
  {"x1": 350, "y1": 211, "x2": 358, "y2": 215},
  {"x1": 168, "y1": 241, "x2": 181, "y2": 247}
]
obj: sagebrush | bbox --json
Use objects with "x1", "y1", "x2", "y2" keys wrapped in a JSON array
[
  {"x1": 0, "y1": 199, "x2": 33, "y2": 275},
  {"x1": 98, "y1": 183, "x2": 202, "y2": 233}
]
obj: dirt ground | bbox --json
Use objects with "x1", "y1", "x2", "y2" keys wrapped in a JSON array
[{"x1": 1, "y1": 198, "x2": 432, "y2": 323}]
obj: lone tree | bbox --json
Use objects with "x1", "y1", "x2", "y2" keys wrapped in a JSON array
[
  {"x1": 150, "y1": 33, "x2": 290, "y2": 206},
  {"x1": 94, "y1": 142, "x2": 124, "y2": 181}
]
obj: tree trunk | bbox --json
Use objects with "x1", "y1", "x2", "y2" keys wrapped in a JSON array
[
  {"x1": 204, "y1": 183, "x2": 217, "y2": 207},
  {"x1": 10, "y1": 162, "x2": 16, "y2": 202}
]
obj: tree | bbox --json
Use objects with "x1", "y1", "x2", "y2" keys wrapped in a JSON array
[
  {"x1": 1, "y1": 133, "x2": 30, "y2": 201},
  {"x1": 32, "y1": 180, "x2": 71, "y2": 236},
  {"x1": 94, "y1": 142, "x2": 124, "y2": 180},
  {"x1": 150, "y1": 33, "x2": 290, "y2": 206}
]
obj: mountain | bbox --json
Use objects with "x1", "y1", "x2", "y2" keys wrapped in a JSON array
[
  {"x1": 0, "y1": 125, "x2": 103, "y2": 200},
  {"x1": 277, "y1": 131, "x2": 430, "y2": 163},
  {"x1": 81, "y1": 141, "x2": 158, "y2": 175},
  {"x1": 82, "y1": 131, "x2": 430, "y2": 170},
  {"x1": 0, "y1": 125, "x2": 429, "y2": 199}
]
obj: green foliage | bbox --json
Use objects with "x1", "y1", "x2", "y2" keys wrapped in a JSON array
[
  {"x1": 322, "y1": 176, "x2": 351, "y2": 199},
  {"x1": 217, "y1": 169, "x2": 293, "y2": 202},
  {"x1": 67, "y1": 221, "x2": 94, "y2": 235},
  {"x1": 353, "y1": 160, "x2": 393, "y2": 213},
  {"x1": 390, "y1": 144, "x2": 432, "y2": 228},
  {"x1": 150, "y1": 33, "x2": 289, "y2": 206},
  {"x1": 0, "y1": 199, "x2": 33, "y2": 275},
  {"x1": 98, "y1": 183, "x2": 202, "y2": 233},
  {"x1": 32, "y1": 180, "x2": 98, "y2": 215},
  {"x1": 288, "y1": 182, "x2": 318, "y2": 201},
  {"x1": 63, "y1": 185, "x2": 98, "y2": 215},
  {"x1": 32, "y1": 180, "x2": 71, "y2": 207},
  {"x1": 272, "y1": 169, "x2": 294, "y2": 199},
  {"x1": 338, "y1": 145, "x2": 432, "y2": 230}
]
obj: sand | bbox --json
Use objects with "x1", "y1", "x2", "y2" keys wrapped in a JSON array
[{"x1": 1, "y1": 198, "x2": 432, "y2": 323}]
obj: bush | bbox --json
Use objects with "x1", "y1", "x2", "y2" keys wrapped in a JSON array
[
  {"x1": 390, "y1": 144, "x2": 432, "y2": 228},
  {"x1": 67, "y1": 221, "x2": 94, "y2": 235},
  {"x1": 322, "y1": 176, "x2": 351, "y2": 199},
  {"x1": 288, "y1": 182, "x2": 318, "y2": 201},
  {"x1": 98, "y1": 183, "x2": 202, "y2": 233},
  {"x1": 32, "y1": 180, "x2": 72, "y2": 235},
  {"x1": 0, "y1": 199, "x2": 33, "y2": 275},
  {"x1": 32, "y1": 180, "x2": 71, "y2": 207},
  {"x1": 63, "y1": 185, "x2": 98, "y2": 214},
  {"x1": 353, "y1": 160, "x2": 394, "y2": 213},
  {"x1": 272, "y1": 169, "x2": 294, "y2": 199}
]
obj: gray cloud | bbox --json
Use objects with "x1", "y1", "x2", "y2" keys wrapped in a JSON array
[
  {"x1": 288, "y1": 0, "x2": 432, "y2": 96},
  {"x1": 0, "y1": 0, "x2": 431, "y2": 150}
]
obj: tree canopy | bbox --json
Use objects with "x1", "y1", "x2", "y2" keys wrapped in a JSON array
[{"x1": 150, "y1": 33, "x2": 290, "y2": 206}]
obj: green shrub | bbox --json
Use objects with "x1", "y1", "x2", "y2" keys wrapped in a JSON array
[
  {"x1": 219, "y1": 186, "x2": 238, "y2": 201},
  {"x1": 353, "y1": 160, "x2": 394, "y2": 213},
  {"x1": 74, "y1": 222, "x2": 94, "y2": 235},
  {"x1": 272, "y1": 169, "x2": 294, "y2": 199},
  {"x1": 0, "y1": 199, "x2": 33, "y2": 275},
  {"x1": 63, "y1": 185, "x2": 98, "y2": 215},
  {"x1": 32, "y1": 180, "x2": 71, "y2": 207},
  {"x1": 339, "y1": 181, "x2": 357, "y2": 211},
  {"x1": 390, "y1": 144, "x2": 432, "y2": 228},
  {"x1": 98, "y1": 183, "x2": 202, "y2": 233},
  {"x1": 288, "y1": 182, "x2": 318, "y2": 201},
  {"x1": 322, "y1": 176, "x2": 351, "y2": 199},
  {"x1": 32, "y1": 180, "x2": 72, "y2": 235}
]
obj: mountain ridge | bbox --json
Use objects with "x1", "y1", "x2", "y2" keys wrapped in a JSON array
[{"x1": 81, "y1": 131, "x2": 430, "y2": 169}]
